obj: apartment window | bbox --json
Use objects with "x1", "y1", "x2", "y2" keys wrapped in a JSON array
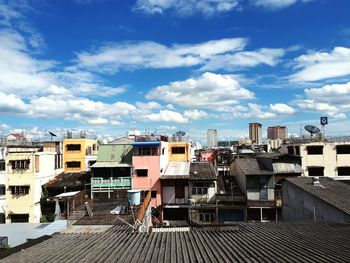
[
  {"x1": 10, "y1": 214, "x2": 29, "y2": 223},
  {"x1": 175, "y1": 185, "x2": 185, "y2": 198},
  {"x1": 10, "y1": 186, "x2": 30, "y2": 195},
  {"x1": 336, "y1": 145, "x2": 350, "y2": 154},
  {"x1": 199, "y1": 210, "x2": 216, "y2": 222},
  {"x1": 10, "y1": 160, "x2": 30, "y2": 170},
  {"x1": 307, "y1": 146, "x2": 323, "y2": 155},
  {"x1": 338, "y1": 167, "x2": 350, "y2": 176},
  {"x1": 136, "y1": 169, "x2": 148, "y2": 177},
  {"x1": 0, "y1": 185, "x2": 5, "y2": 195},
  {"x1": 0, "y1": 161, "x2": 5, "y2": 171},
  {"x1": 162, "y1": 148, "x2": 165, "y2": 155},
  {"x1": 172, "y1": 147, "x2": 185, "y2": 154},
  {"x1": 66, "y1": 144, "x2": 81, "y2": 151},
  {"x1": 192, "y1": 182, "x2": 214, "y2": 195},
  {"x1": 88, "y1": 160, "x2": 96, "y2": 168},
  {"x1": 295, "y1": 146, "x2": 300, "y2": 156},
  {"x1": 55, "y1": 154, "x2": 63, "y2": 169},
  {"x1": 308, "y1": 167, "x2": 324, "y2": 177},
  {"x1": 287, "y1": 146, "x2": 294, "y2": 155},
  {"x1": 0, "y1": 213, "x2": 5, "y2": 224},
  {"x1": 134, "y1": 147, "x2": 158, "y2": 156},
  {"x1": 145, "y1": 190, "x2": 157, "y2": 198},
  {"x1": 66, "y1": 161, "x2": 81, "y2": 168}
]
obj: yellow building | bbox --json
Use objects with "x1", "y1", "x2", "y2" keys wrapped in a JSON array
[
  {"x1": 5, "y1": 144, "x2": 63, "y2": 223},
  {"x1": 168, "y1": 142, "x2": 192, "y2": 162},
  {"x1": 63, "y1": 138, "x2": 98, "y2": 172}
]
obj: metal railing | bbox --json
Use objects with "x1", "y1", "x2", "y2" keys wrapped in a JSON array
[{"x1": 91, "y1": 177, "x2": 131, "y2": 190}]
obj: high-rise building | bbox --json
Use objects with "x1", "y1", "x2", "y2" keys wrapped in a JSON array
[
  {"x1": 267, "y1": 126, "x2": 287, "y2": 140},
  {"x1": 249, "y1": 123, "x2": 262, "y2": 145},
  {"x1": 207, "y1": 129, "x2": 217, "y2": 148}
]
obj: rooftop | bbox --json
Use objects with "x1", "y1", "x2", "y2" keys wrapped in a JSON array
[
  {"x1": 190, "y1": 162, "x2": 217, "y2": 181},
  {"x1": 2, "y1": 222, "x2": 350, "y2": 262},
  {"x1": 45, "y1": 172, "x2": 90, "y2": 189},
  {"x1": 161, "y1": 161, "x2": 190, "y2": 179},
  {"x1": 233, "y1": 158, "x2": 274, "y2": 176},
  {"x1": 285, "y1": 177, "x2": 350, "y2": 215}
]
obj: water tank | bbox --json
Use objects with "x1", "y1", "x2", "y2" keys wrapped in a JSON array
[{"x1": 127, "y1": 190, "x2": 141, "y2": 205}]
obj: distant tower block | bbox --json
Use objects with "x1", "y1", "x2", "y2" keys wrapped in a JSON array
[
  {"x1": 267, "y1": 126, "x2": 287, "y2": 140},
  {"x1": 207, "y1": 129, "x2": 217, "y2": 148},
  {"x1": 249, "y1": 123, "x2": 262, "y2": 145}
]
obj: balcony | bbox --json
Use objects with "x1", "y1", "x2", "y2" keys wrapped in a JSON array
[{"x1": 91, "y1": 177, "x2": 131, "y2": 191}]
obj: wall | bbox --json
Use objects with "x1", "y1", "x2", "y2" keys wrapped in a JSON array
[
  {"x1": 63, "y1": 138, "x2": 97, "y2": 172},
  {"x1": 283, "y1": 181, "x2": 350, "y2": 223},
  {"x1": 162, "y1": 186, "x2": 189, "y2": 204},
  {"x1": 132, "y1": 155, "x2": 161, "y2": 207},
  {"x1": 168, "y1": 142, "x2": 191, "y2": 162}
]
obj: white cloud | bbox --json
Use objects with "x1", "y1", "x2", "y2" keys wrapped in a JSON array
[
  {"x1": 87, "y1": 117, "x2": 109, "y2": 125},
  {"x1": 184, "y1": 109, "x2": 208, "y2": 120},
  {"x1": 290, "y1": 47, "x2": 350, "y2": 82},
  {"x1": 0, "y1": 92, "x2": 28, "y2": 113},
  {"x1": 252, "y1": 0, "x2": 311, "y2": 9},
  {"x1": 133, "y1": 0, "x2": 239, "y2": 16},
  {"x1": 139, "y1": 110, "x2": 188, "y2": 123},
  {"x1": 269, "y1": 103, "x2": 296, "y2": 114},
  {"x1": 76, "y1": 38, "x2": 248, "y2": 72},
  {"x1": 147, "y1": 72, "x2": 255, "y2": 108},
  {"x1": 201, "y1": 48, "x2": 285, "y2": 71}
]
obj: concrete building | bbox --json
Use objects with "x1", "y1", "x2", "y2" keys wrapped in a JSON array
[
  {"x1": 207, "y1": 129, "x2": 217, "y2": 149},
  {"x1": 267, "y1": 126, "x2": 287, "y2": 140},
  {"x1": 168, "y1": 141, "x2": 192, "y2": 162},
  {"x1": 63, "y1": 136, "x2": 98, "y2": 173},
  {"x1": 249, "y1": 123, "x2": 262, "y2": 145},
  {"x1": 132, "y1": 135, "x2": 169, "y2": 208},
  {"x1": 90, "y1": 138, "x2": 133, "y2": 199},
  {"x1": 0, "y1": 147, "x2": 6, "y2": 224},
  {"x1": 283, "y1": 177, "x2": 350, "y2": 223},
  {"x1": 4, "y1": 143, "x2": 63, "y2": 223},
  {"x1": 281, "y1": 139, "x2": 350, "y2": 178}
]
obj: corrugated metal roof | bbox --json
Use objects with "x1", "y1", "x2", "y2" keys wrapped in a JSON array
[
  {"x1": 163, "y1": 162, "x2": 190, "y2": 177},
  {"x1": 3, "y1": 223, "x2": 350, "y2": 262},
  {"x1": 234, "y1": 158, "x2": 274, "y2": 175},
  {"x1": 286, "y1": 177, "x2": 350, "y2": 215},
  {"x1": 190, "y1": 162, "x2": 217, "y2": 180}
]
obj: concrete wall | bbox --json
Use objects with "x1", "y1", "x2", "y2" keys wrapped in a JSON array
[
  {"x1": 168, "y1": 142, "x2": 191, "y2": 162},
  {"x1": 283, "y1": 181, "x2": 350, "y2": 223},
  {"x1": 282, "y1": 142, "x2": 350, "y2": 177},
  {"x1": 162, "y1": 186, "x2": 189, "y2": 204}
]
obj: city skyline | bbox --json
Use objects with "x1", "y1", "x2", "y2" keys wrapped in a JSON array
[{"x1": 1, "y1": 0, "x2": 350, "y2": 142}]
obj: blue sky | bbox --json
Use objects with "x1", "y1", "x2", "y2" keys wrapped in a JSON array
[{"x1": 1, "y1": 0, "x2": 350, "y2": 142}]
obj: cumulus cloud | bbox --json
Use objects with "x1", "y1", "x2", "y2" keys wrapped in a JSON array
[
  {"x1": 147, "y1": 72, "x2": 255, "y2": 108},
  {"x1": 139, "y1": 110, "x2": 188, "y2": 123},
  {"x1": 269, "y1": 103, "x2": 296, "y2": 114},
  {"x1": 290, "y1": 47, "x2": 350, "y2": 82},
  {"x1": 252, "y1": 0, "x2": 312, "y2": 9},
  {"x1": 133, "y1": 0, "x2": 240, "y2": 16},
  {"x1": 0, "y1": 92, "x2": 28, "y2": 113},
  {"x1": 184, "y1": 109, "x2": 209, "y2": 120},
  {"x1": 293, "y1": 82, "x2": 350, "y2": 119},
  {"x1": 87, "y1": 117, "x2": 109, "y2": 125}
]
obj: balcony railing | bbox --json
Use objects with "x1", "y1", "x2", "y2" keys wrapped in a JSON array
[{"x1": 91, "y1": 177, "x2": 131, "y2": 191}]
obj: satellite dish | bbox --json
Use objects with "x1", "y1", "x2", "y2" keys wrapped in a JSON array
[
  {"x1": 304, "y1": 125, "x2": 320, "y2": 134},
  {"x1": 48, "y1": 131, "x2": 57, "y2": 137}
]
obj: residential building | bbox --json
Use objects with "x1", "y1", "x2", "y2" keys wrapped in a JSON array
[
  {"x1": 132, "y1": 135, "x2": 169, "y2": 208},
  {"x1": 267, "y1": 126, "x2": 287, "y2": 140},
  {"x1": 5, "y1": 142, "x2": 63, "y2": 223},
  {"x1": 63, "y1": 136, "x2": 98, "y2": 173},
  {"x1": 207, "y1": 129, "x2": 217, "y2": 148},
  {"x1": 189, "y1": 162, "x2": 217, "y2": 224},
  {"x1": 216, "y1": 148, "x2": 234, "y2": 176},
  {"x1": 0, "y1": 147, "x2": 6, "y2": 224},
  {"x1": 230, "y1": 158, "x2": 276, "y2": 221},
  {"x1": 90, "y1": 138, "x2": 133, "y2": 199},
  {"x1": 161, "y1": 161, "x2": 190, "y2": 222},
  {"x1": 283, "y1": 177, "x2": 350, "y2": 223},
  {"x1": 168, "y1": 141, "x2": 192, "y2": 162},
  {"x1": 249, "y1": 123, "x2": 262, "y2": 145},
  {"x1": 281, "y1": 139, "x2": 350, "y2": 178}
]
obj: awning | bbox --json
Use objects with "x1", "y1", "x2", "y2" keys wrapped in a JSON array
[
  {"x1": 55, "y1": 191, "x2": 80, "y2": 198},
  {"x1": 132, "y1": 141, "x2": 160, "y2": 146},
  {"x1": 91, "y1": 162, "x2": 132, "y2": 168}
]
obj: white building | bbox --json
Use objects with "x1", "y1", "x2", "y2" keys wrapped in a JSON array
[
  {"x1": 281, "y1": 140, "x2": 350, "y2": 179},
  {"x1": 207, "y1": 129, "x2": 217, "y2": 149},
  {"x1": 0, "y1": 147, "x2": 6, "y2": 224}
]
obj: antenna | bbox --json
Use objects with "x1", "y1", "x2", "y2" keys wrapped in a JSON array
[
  {"x1": 304, "y1": 125, "x2": 320, "y2": 140},
  {"x1": 48, "y1": 131, "x2": 57, "y2": 141},
  {"x1": 320, "y1": 117, "x2": 328, "y2": 139}
]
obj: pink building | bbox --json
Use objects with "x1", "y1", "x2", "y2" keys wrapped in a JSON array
[{"x1": 132, "y1": 137, "x2": 168, "y2": 208}]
